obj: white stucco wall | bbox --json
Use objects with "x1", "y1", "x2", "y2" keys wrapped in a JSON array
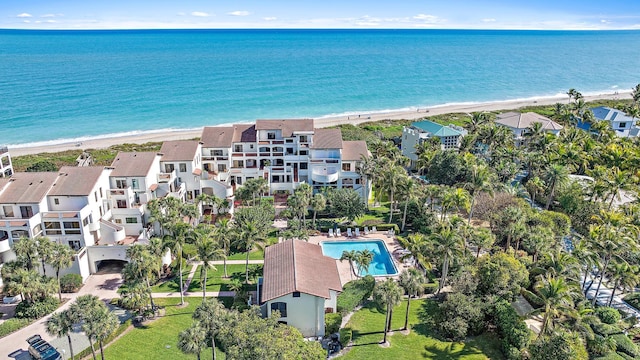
[{"x1": 266, "y1": 292, "x2": 328, "y2": 337}]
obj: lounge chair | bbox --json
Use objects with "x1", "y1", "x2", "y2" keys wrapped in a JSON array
[
  {"x1": 364, "y1": 226, "x2": 369, "y2": 235},
  {"x1": 347, "y1": 228, "x2": 353, "y2": 237},
  {"x1": 336, "y1": 229, "x2": 341, "y2": 237},
  {"x1": 372, "y1": 226, "x2": 377, "y2": 233},
  {"x1": 355, "y1": 228, "x2": 361, "y2": 237},
  {"x1": 328, "y1": 228, "x2": 334, "y2": 238}
]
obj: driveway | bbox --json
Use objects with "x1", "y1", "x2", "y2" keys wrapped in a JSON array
[{"x1": 2, "y1": 271, "x2": 123, "y2": 360}]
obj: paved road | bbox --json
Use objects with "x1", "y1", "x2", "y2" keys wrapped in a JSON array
[
  {"x1": 2, "y1": 267, "x2": 123, "y2": 360},
  {"x1": 584, "y1": 275, "x2": 640, "y2": 321}
]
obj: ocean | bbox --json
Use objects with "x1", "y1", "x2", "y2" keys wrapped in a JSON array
[{"x1": 1, "y1": 29, "x2": 639, "y2": 146}]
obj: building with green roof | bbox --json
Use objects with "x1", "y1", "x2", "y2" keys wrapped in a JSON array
[{"x1": 401, "y1": 120, "x2": 466, "y2": 169}]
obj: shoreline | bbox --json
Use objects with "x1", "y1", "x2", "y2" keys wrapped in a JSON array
[{"x1": 8, "y1": 91, "x2": 631, "y2": 157}]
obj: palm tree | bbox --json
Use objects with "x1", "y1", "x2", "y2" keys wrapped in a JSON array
[
  {"x1": 124, "y1": 245, "x2": 159, "y2": 310},
  {"x1": 526, "y1": 176, "x2": 545, "y2": 206},
  {"x1": 48, "y1": 243, "x2": 74, "y2": 301},
  {"x1": 179, "y1": 322, "x2": 207, "y2": 360},
  {"x1": 170, "y1": 221, "x2": 191, "y2": 305},
  {"x1": 590, "y1": 223, "x2": 628, "y2": 306},
  {"x1": 70, "y1": 295, "x2": 104, "y2": 360},
  {"x1": 192, "y1": 298, "x2": 227, "y2": 360},
  {"x1": 607, "y1": 261, "x2": 639, "y2": 306},
  {"x1": 310, "y1": 193, "x2": 327, "y2": 228},
  {"x1": 95, "y1": 307, "x2": 120, "y2": 360},
  {"x1": 13, "y1": 236, "x2": 38, "y2": 270},
  {"x1": 46, "y1": 310, "x2": 75, "y2": 360},
  {"x1": 429, "y1": 222, "x2": 464, "y2": 293},
  {"x1": 373, "y1": 278, "x2": 403, "y2": 345},
  {"x1": 398, "y1": 268, "x2": 425, "y2": 331},
  {"x1": 356, "y1": 154, "x2": 376, "y2": 209},
  {"x1": 398, "y1": 177, "x2": 420, "y2": 231},
  {"x1": 464, "y1": 164, "x2": 494, "y2": 224},
  {"x1": 383, "y1": 164, "x2": 406, "y2": 223},
  {"x1": 340, "y1": 250, "x2": 357, "y2": 280},
  {"x1": 466, "y1": 112, "x2": 490, "y2": 134},
  {"x1": 603, "y1": 167, "x2": 633, "y2": 210},
  {"x1": 544, "y1": 164, "x2": 571, "y2": 210},
  {"x1": 572, "y1": 239, "x2": 599, "y2": 293},
  {"x1": 214, "y1": 218, "x2": 233, "y2": 278},
  {"x1": 441, "y1": 188, "x2": 470, "y2": 222},
  {"x1": 233, "y1": 219, "x2": 265, "y2": 283},
  {"x1": 36, "y1": 236, "x2": 54, "y2": 276},
  {"x1": 527, "y1": 275, "x2": 579, "y2": 337},
  {"x1": 468, "y1": 227, "x2": 495, "y2": 260},
  {"x1": 353, "y1": 250, "x2": 374, "y2": 277},
  {"x1": 194, "y1": 226, "x2": 224, "y2": 299}
]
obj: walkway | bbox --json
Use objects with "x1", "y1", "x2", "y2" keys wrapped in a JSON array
[{"x1": 3, "y1": 269, "x2": 123, "y2": 360}]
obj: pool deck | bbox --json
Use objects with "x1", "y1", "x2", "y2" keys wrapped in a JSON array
[{"x1": 308, "y1": 230, "x2": 412, "y2": 286}]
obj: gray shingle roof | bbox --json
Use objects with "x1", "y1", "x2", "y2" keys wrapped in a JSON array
[
  {"x1": 255, "y1": 119, "x2": 315, "y2": 137},
  {"x1": 0, "y1": 172, "x2": 58, "y2": 204},
  {"x1": 49, "y1": 166, "x2": 106, "y2": 196},
  {"x1": 495, "y1": 112, "x2": 563, "y2": 131},
  {"x1": 310, "y1": 128, "x2": 343, "y2": 149},
  {"x1": 110, "y1": 152, "x2": 159, "y2": 177}
]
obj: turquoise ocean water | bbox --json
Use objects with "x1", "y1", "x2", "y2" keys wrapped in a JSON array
[{"x1": 1, "y1": 29, "x2": 639, "y2": 146}]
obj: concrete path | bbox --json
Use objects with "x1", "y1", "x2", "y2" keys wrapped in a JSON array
[
  {"x1": 188, "y1": 259, "x2": 264, "y2": 265},
  {"x1": 153, "y1": 291, "x2": 237, "y2": 298},
  {"x1": 2, "y1": 269, "x2": 124, "y2": 360}
]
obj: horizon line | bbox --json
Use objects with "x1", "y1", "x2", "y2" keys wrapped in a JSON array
[{"x1": 2, "y1": 27, "x2": 640, "y2": 32}]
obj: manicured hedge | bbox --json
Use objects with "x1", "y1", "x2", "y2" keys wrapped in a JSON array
[
  {"x1": 596, "y1": 307, "x2": 622, "y2": 325},
  {"x1": 336, "y1": 276, "x2": 375, "y2": 315},
  {"x1": 610, "y1": 334, "x2": 640, "y2": 358},
  {"x1": 593, "y1": 352, "x2": 626, "y2": 360},
  {"x1": 0, "y1": 318, "x2": 32, "y2": 338},
  {"x1": 493, "y1": 300, "x2": 530, "y2": 354},
  {"x1": 15, "y1": 297, "x2": 59, "y2": 319},
  {"x1": 325, "y1": 313, "x2": 342, "y2": 335},
  {"x1": 591, "y1": 323, "x2": 622, "y2": 337},
  {"x1": 60, "y1": 273, "x2": 83, "y2": 293},
  {"x1": 339, "y1": 327, "x2": 352, "y2": 345}
]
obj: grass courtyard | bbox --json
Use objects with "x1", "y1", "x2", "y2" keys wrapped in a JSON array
[
  {"x1": 341, "y1": 299, "x2": 504, "y2": 360},
  {"x1": 187, "y1": 264, "x2": 260, "y2": 292},
  {"x1": 103, "y1": 297, "x2": 229, "y2": 360}
]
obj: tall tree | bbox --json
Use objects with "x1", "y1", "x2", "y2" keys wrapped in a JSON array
[
  {"x1": 373, "y1": 279, "x2": 403, "y2": 345},
  {"x1": 398, "y1": 268, "x2": 425, "y2": 331},
  {"x1": 194, "y1": 225, "x2": 224, "y2": 299},
  {"x1": 192, "y1": 298, "x2": 227, "y2": 360},
  {"x1": 309, "y1": 193, "x2": 327, "y2": 228},
  {"x1": 429, "y1": 221, "x2": 464, "y2": 293},
  {"x1": 464, "y1": 164, "x2": 494, "y2": 224},
  {"x1": 48, "y1": 243, "x2": 74, "y2": 301},
  {"x1": 545, "y1": 164, "x2": 571, "y2": 210},
  {"x1": 36, "y1": 236, "x2": 54, "y2": 276},
  {"x1": 13, "y1": 236, "x2": 38, "y2": 270},
  {"x1": 527, "y1": 275, "x2": 579, "y2": 337},
  {"x1": 179, "y1": 322, "x2": 207, "y2": 360},
  {"x1": 46, "y1": 310, "x2": 76, "y2": 360},
  {"x1": 353, "y1": 250, "x2": 374, "y2": 277},
  {"x1": 339, "y1": 250, "x2": 357, "y2": 280},
  {"x1": 214, "y1": 218, "x2": 233, "y2": 278}
]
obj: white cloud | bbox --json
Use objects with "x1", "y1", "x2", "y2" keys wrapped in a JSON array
[
  {"x1": 23, "y1": 20, "x2": 30, "y2": 23},
  {"x1": 191, "y1": 11, "x2": 210, "y2": 17},
  {"x1": 263, "y1": 17, "x2": 277, "y2": 21},
  {"x1": 41, "y1": 14, "x2": 59, "y2": 18},
  {"x1": 177, "y1": 12, "x2": 186, "y2": 16},
  {"x1": 228, "y1": 11, "x2": 250, "y2": 17},
  {"x1": 482, "y1": 18, "x2": 496, "y2": 23},
  {"x1": 17, "y1": 13, "x2": 32, "y2": 18},
  {"x1": 45, "y1": 20, "x2": 57, "y2": 23},
  {"x1": 413, "y1": 14, "x2": 444, "y2": 24}
]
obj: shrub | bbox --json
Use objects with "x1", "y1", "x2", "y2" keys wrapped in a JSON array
[
  {"x1": 375, "y1": 223, "x2": 400, "y2": 233},
  {"x1": 597, "y1": 307, "x2": 622, "y2": 324},
  {"x1": 623, "y1": 293, "x2": 640, "y2": 311},
  {"x1": 0, "y1": 318, "x2": 32, "y2": 337},
  {"x1": 588, "y1": 335, "x2": 616, "y2": 357},
  {"x1": 502, "y1": 343, "x2": 522, "y2": 360},
  {"x1": 610, "y1": 334, "x2": 640, "y2": 358},
  {"x1": 336, "y1": 276, "x2": 375, "y2": 315},
  {"x1": 325, "y1": 313, "x2": 342, "y2": 335},
  {"x1": 60, "y1": 273, "x2": 83, "y2": 293},
  {"x1": 591, "y1": 323, "x2": 623, "y2": 337},
  {"x1": 339, "y1": 327, "x2": 352, "y2": 345},
  {"x1": 493, "y1": 300, "x2": 530, "y2": 351},
  {"x1": 15, "y1": 297, "x2": 59, "y2": 319},
  {"x1": 593, "y1": 352, "x2": 626, "y2": 360}
]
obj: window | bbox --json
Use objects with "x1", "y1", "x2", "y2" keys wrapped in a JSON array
[
  {"x1": 114, "y1": 219, "x2": 122, "y2": 224},
  {"x1": 218, "y1": 164, "x2": 227, "y2": 172},
  {"x1": 125, "y1": 217, "x2": 138, "y2": 224},
  {"x1": 131, "y1": 179, "x2": 139, "y2": 190},
  {"x1": 99, "y1": 187, "x2": 103, "y2": 198},
  {"x1": 116, "y1": 200, "x2": 127, "y2": 208},
  {"x1": 233, "y1": 160, "x2": 244, "y2": 168},
  {"x1": 179, "y1": 163, "x2": 187, "y2": 172},
  {"x1": 268, "y1": 132, "x2": 276, "y2": 139},
  {"x1": 68, "y1": 240, "x2": 81, "y2": 251},
  {"x1": 234, "y1": 145, "x2": 243, "y2": 152},
  {"x1": 270, "y1": 302, "x2": 287, "y2": 317},
  {"x1": 64, "y1": 222, "x2": 81, "y2": 235},
  {"x1": 94, "y1": 191, "x2": 98, "y2": 202},
  {"x1": 212, "y1": 150, "x2": 223, "y2": 156},
  {"x1": 236, "y1": 177, "x2": 243, "y2": 185},
  {"x1": 165, "y1": 164, "x2": 175, "y2": 173},
  {"x1": 83, "y1": 217, "x2": 90, "y2": 226},
  {"x1": 299, "y1": 136, "x2": 308, "y2": 143},
  {"x1": 293, "y1": 292, "x2": 301, "y2": 298},
  {"x1": 2, "y1": 205, "x2": 14, "y2": 218},
  {"x1": 116, "y1": 179, "x2": 127, "y2": 189},
  {"x1": 33, "y1": 224, "x2": 42, "y2": 236},
  {"x1": 20, "y1": 206, "x2": 33, "y2": 219},
  {"x1": 286, "y1": 148, "x2": 294, "y2": 155},
  {"x1": 45, "y1": 222, "x2": 62, "y2": 235},
  {"x1": 300, "y1": 150, "x2": 308, "y2": 155},
  {"x1": 620, "y1": 122, "x2": 627, "y2": 128},
  {"x1": 342, "y1": 163, "x2": 351, "y2": 171},
  {"x1": 285, "y1": 139, "x2": 293, "y2": 143},
  {"x1": 300, "y1": 163, "x2": 308, "y2": 170},
  {"x1": 54, "y1": 198, "x2": 59, "y2": 205}
]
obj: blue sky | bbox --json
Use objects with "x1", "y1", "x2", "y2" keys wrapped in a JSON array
[{"x1": 2, "y1": 0, "x2": 640, "y2": 30}]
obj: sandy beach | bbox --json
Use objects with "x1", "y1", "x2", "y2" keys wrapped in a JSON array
[{"x1": 8, "y1": 91, "x2": 631, "y2": 157}]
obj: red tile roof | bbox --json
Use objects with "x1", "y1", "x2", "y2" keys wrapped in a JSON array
[{"x1": 262, "y1": 240, "x2": 342, "y2": 302}]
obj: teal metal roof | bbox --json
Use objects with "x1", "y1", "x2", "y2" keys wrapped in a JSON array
[{"x1": 412, "y1": 120, "x2": 462, "y2": 137}]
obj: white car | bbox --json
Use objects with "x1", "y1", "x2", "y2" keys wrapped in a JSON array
[{"x1": 3, "y1": 294, "x2": 22, "y2": 304}]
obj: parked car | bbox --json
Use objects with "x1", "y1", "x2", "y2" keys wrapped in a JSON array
[
  {"x1": 3, "y1": 294, "x2": 22, "y2": 304},
  {"x1": 27, "y1": 335, "x2": 62, "y2": 360}
]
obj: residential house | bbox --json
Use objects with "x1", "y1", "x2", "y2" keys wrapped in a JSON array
[
  {"x1": 159, "y1": 140, "x2": 203, "y2": 201},
  {"x1": 587, "y1": 106, "x2": 640, "y2": 137},
  {"x1": 0, "y1": 146, "x2": 12, "y2": 178},
  {"x1": 495, "y1": 112, "x2": 563, "y2": 146},
  {"x1": 200, "y1": 119, "x2": 370, "y2": 200},
  {"x1": 259, "y1": 240, "x2": 342, "y2": 337},
  {"x1": 402, "y1": 120, "x2": 466, "y2": 169}
]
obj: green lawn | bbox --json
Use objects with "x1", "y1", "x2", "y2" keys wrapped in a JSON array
[
  {"x1": 103, "y1": 297, "x2": 227, "y2": 360},
  {"x1": 341, "y1": 299, "x2": 504, "y2": 360},
  {"x1": 151, "y1": 266, "x2": 193, "y2": 293},
  {"x1": 187, "y1": 264, "x2": 260, "y2": 292},
  {"x1": 227, "y1": 249, "x2": 264, "y2": 261}
]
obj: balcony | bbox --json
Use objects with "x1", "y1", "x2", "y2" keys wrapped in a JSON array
[
  {"x1": 0, "y1": 237, "x2": 9, "y2": 253},
  {"x1": 158, "y1": 170, "x2": 177, "y2": 183},
  {"x1": 311, "y1": 165, "x2": 339, "y2": 183}
]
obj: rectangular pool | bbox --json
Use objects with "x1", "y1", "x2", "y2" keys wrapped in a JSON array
[{"x1": 321, "y1": 240, "x2": 398, "y2": 276}]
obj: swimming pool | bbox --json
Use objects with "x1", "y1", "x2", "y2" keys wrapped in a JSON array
[{"x1": 321, "y1": 240, "x2": 398, "y2": 276}]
